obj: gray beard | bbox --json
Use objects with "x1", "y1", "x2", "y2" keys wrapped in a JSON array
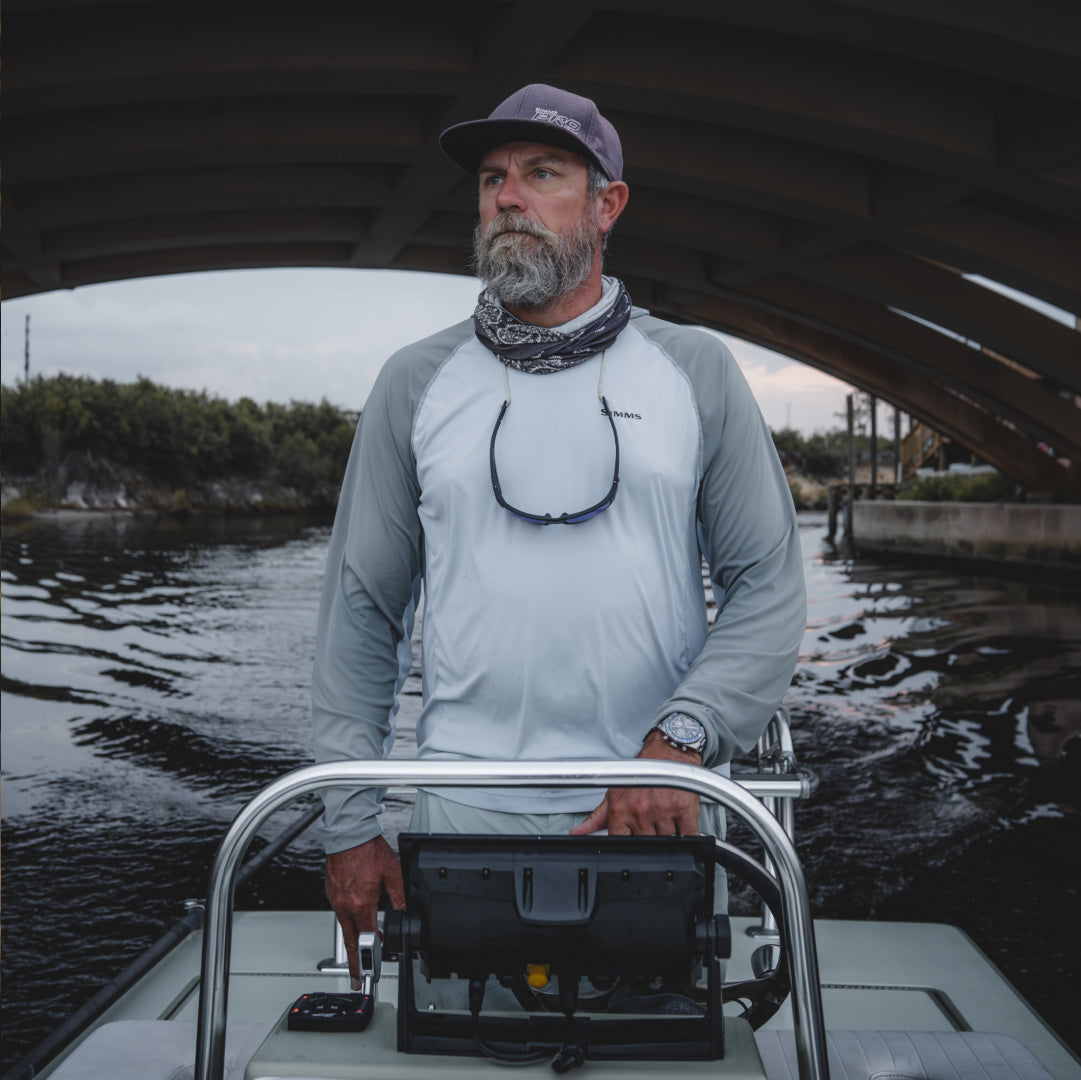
[{"x1": 471, "y1": 210, "x2": 599, "y2": 312}]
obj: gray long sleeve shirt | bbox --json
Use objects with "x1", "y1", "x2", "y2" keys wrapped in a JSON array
[{"x1": 312, "y1": 305, "x2": 806, "y2": 853}]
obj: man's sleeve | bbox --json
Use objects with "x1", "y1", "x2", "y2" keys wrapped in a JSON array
[
  {"x1": 311, "y1": 351, "x2": 425, "y2": 853},
  {"x1": 652, "y1": 330, "x2": 807, "y2": 767}
]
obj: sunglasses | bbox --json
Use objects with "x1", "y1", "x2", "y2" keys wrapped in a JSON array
[{"x1": 489, "y1": 354, "x2": 620, "y2": 526}]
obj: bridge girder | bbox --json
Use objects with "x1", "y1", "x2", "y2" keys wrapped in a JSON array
[{"x1": 2, "y1": 0, "x2": 1078, "y2": 491}]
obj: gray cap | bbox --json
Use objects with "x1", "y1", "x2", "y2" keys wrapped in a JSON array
[{"x1": 439, "y1": 83, "x2": 623, "y2": 181}]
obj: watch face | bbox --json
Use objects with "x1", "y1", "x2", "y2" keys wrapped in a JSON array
[{"x1": 666, "y1": 715, "x2": 704, "y2": 742}]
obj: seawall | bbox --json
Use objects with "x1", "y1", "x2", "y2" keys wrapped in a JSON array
[{"x1": 852, "y1": 501, "x2": 1081, "y2": 572}]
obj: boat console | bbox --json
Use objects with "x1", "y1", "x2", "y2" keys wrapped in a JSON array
[{"x1": 385, "y1": 833, "x2": 730, "y2": 1064}]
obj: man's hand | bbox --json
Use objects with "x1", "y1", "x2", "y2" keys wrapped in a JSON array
[
  {"x1": 569, "y1": 730, "x2": 702, "y2": 836},
  {"x1": 325, "y1": 836, "x2": 406, "y2": 989}
]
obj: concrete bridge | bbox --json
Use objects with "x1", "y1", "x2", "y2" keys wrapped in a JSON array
[{"x1": 3, "y1": 0, "x2": 1078, "y2": 494}]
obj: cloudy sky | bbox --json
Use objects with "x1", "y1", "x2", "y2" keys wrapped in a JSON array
[{"x1": 1, "y1": 268, "x2": 853, "y2": 433}]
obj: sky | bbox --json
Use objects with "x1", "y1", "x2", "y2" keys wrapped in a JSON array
[{"x1": 0, "y1": 268, "x2": 854, "y2": 434}]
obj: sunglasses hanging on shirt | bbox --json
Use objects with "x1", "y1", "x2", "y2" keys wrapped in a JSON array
[{"x1": 489, "y1": 351, "x2": 620, "y2": 525}]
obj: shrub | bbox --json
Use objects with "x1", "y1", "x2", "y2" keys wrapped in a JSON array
[{"x1": 903, "y1": 471, "x2": 1018, "y2": 502}]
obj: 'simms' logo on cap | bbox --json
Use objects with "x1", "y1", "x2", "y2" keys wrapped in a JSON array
[{"x1": 533, "y1": 107, "x2": 582, "y2": 133}]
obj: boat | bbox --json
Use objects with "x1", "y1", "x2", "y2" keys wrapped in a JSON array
[{"x1": 6, "y1": 712, "x2": 1078, "y2": 1080}]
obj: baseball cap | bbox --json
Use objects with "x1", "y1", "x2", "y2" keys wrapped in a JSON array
[{"x1": 439, "y1": 83, "x2": 623, "y2": 181}]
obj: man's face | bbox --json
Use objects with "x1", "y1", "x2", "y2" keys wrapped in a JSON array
[{"x1": 472, "y1": 142, "x2": 601, "y2": 311}]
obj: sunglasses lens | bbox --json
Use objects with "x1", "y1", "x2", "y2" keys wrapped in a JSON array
[{"x1": 563, "y1": 503, "x2": 610, "y2": 524}]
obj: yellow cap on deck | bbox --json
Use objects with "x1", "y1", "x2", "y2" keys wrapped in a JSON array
[{"x1": 526, "y1": 963, "x2": 550, "y2": 989}]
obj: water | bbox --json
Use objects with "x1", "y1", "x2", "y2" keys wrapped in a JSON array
[{"x1": 2, "y1": 511, "x2": 1078, "y2": 1072}]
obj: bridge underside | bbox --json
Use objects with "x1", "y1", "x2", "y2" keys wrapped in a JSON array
[{"x1": 3, "y1": 0, "x2": 1079, "y2": 492}]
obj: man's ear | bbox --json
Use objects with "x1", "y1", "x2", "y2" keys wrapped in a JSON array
[{"x1": 598, "y1": 180, "x2": 629, "y2": 235}]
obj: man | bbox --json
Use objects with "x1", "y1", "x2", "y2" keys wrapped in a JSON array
[{"x1": 312, "y1": 84, "x2": 806, "y2": 989}]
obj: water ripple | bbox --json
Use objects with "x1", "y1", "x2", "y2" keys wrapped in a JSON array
[{"x1": 1, "y1": 511, "x2": 1078, "y2": 1070}]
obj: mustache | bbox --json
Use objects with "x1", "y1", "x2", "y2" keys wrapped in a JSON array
[{"x1": 483, "y1": 213, "x2": 557, "y2": 244}]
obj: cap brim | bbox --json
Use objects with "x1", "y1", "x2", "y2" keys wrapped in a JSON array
[{"x1": 439, "y1": 118, "x2": 603, "y2": 177}]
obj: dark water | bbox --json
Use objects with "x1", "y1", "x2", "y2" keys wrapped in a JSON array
[{"x1": 2, "y1": 511, "x2": 1078, "y2": 1072}]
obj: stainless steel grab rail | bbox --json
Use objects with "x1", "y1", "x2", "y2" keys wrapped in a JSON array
[
  {"x1": 193, "y1": 760, "x2": 828, "y2": 1080},
  {"x1": 749, "y1": 707, "x2": 801, "y2": 940}
]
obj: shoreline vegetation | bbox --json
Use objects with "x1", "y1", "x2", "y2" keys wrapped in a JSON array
[
  {"x1": 2, "y1": 374, "x2": 356, "y2": 518},
  {"x1": 1, "y1": 374, "x2": 1016, "y2": 519}
]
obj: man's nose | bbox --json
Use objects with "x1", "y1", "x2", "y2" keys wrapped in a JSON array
[{"x1": 495, "y1": 173, "x2": 526, "y2": 212}]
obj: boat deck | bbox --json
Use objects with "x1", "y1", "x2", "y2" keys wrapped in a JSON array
[{"x1": 35, "y1": 911, "x2": 1080, "y2": 1079}]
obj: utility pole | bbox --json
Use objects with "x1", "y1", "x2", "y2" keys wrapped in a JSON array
[
  {"x1": 24, "y1": 314, "x2": 31, "y2": 382},
  {"x1": 846, "y1": 393, "x2": 855, "y2": 485},
  {"x1": 845, "y1": 393, "x2": 856, "y2": 541},
  {"x1": 869, "y1": 393, "x2": 878, "y2": 494},
  {"x1": 894, "y1": 407, "x2": 902, "y2": 485}
]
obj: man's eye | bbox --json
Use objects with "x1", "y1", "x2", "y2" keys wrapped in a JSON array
[
  {"x1": 535, "y1": 169, "x2": 553, "y2": 180},
  {"x1": 482, "y1": 175, "x2": 503, "y2": 187}
]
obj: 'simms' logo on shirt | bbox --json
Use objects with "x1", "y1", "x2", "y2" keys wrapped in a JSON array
[{"x1": 601, "y1": 406, "x2": 642, "y2": 420}]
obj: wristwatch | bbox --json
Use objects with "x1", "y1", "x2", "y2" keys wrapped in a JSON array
[{"x1": 651, "y1": 713, "x2": 707, "y2": 756}]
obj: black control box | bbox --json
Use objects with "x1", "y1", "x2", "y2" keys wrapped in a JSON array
[{"x1": 287, "y1": 991, "x2": 375, "y2": 1032}]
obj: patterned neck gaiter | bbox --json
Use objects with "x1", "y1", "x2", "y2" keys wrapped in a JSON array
[{"x1": 473, "y1": 279, "x2": 632, "y2": 374}]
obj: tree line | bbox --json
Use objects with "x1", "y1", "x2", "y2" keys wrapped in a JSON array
[
  {"x1": 4, "y1": 374, "x2": 851, "y2": 489},
  {"x1": 2, "y1": 374, "x2": 1009, "y2": 513},
  {"x1": 769, "y1": 426, "x2": 855, "y2": 479},
  {"x1": 1, "y1": 374, "x2": 357, "y2": 500}
]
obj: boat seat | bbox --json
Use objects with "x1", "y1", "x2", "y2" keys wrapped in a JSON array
[
  {"x1": 47, "y1": 1020, "x2": 272, "y2": 1080},
  {"x1": 755, "y1": 1030, "x2": 1055, "y2": 1080}
]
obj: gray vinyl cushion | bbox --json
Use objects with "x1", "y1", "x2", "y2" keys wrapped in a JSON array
[
  {"x1": 755, "y1": 1030, "x2": 1055, "y2": 1080},
  {"x1": 49, "y1": 1020, "x2": 271, "y2": 1080}
]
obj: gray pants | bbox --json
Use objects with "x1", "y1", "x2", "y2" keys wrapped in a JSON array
[{"x1": 404, "y1": 791, "x2": 728, "y2": 1012}]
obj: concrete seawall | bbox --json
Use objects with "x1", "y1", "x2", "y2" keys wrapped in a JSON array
[{"x1": 852, "y1": 501, "x2": 1081, "y2": 571}]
